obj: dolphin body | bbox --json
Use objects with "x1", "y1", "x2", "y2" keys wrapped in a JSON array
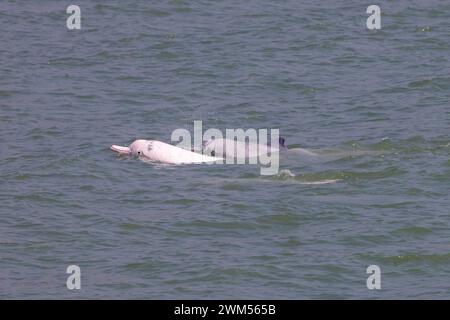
[
  {"x1": 203, "y1": 136, "x2": 287, "y2": 158},
  {"x1": 111, "y1": 139, "x2": 222, "y2": 164}
]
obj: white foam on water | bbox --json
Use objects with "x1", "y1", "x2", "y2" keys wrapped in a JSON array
[
  {"x1": 275, "y1": 170, "x2": 341, "y2": 185},
  {"x1": 277, "y1": 169, "x2": 296, "y2": 177},
  {"x1": 287, "y1": 148, "x2": 319, "y2": 157}
]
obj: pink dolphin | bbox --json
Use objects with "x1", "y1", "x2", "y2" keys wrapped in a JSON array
[{"x1": 111, "y1": 139, "x2": 222, "y2": 164}]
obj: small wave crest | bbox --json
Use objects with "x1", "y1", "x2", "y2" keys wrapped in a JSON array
[{"x1": 272, "y1": 169, "x2": 340, "y2": 184}]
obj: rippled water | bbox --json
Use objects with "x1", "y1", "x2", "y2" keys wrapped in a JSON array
[{"x1": 1, "y1": 0, "x2": 449, "y2": 299}]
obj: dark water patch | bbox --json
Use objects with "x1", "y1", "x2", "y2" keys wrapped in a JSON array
[
  {"x1": 370, "y1": 201, "x2": 418, "y2": 209},
  {"x1": 392, "y1": 226, "x2": 433, "y2": 236},
  {"x1": 47, "y1": 57, "x2": 98, "y2": 67},
  {"x1": 340, "y1": 234, "x2": 393, "y2": 247},
  {"x1": 162, "y1": 198, "x2": 200, "y2": 205},
  {"x1": 118, "y1": 223, "x2": 146, "y2": 231},
  {"x1": 156, "y1": 51, "x2": 179, "y2": 60},
  {"x1": 142, "y1": 8, "x2": 171, "y2": 18},
  {"x1": 181, "y1": 219, "x2": 257, "y2": 232},
  {"x1": 358, "y1": 252, "x2": 450, "y2": 266},
  {"x1": 255, "y1": 212, "x2": 302, "y2": 227},
  {"x1": 123, "y1": 260, "x2": 167, "y2": 273},
  {"x1": 276, "y1": 237, "x2": 302, "y2": 248},
  {"x1": 221, "y1": 183, "x2": 249, "y2": 191},
  {"x1": 13, "y1": 193, "x2": 66, "y2": 205},
  {"x1": 408, "y1": 77, "x2": 450, "y2": 90}
]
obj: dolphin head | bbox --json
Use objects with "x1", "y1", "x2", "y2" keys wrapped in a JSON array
[
  {"x1": 128, "y1": 140, "x2": 148, "y2": 156},
  {"x1": 111, "y1": 139, "x2": 148, "y2": 156}
]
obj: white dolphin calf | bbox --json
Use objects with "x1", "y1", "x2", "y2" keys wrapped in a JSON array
[{"x1": 111, "y1": 139, "x2": 222, "y2": 164}]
